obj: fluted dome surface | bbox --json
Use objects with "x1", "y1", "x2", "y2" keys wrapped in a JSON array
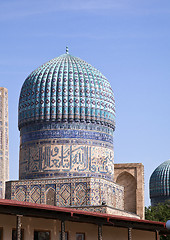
[
  {"x1": 150, "y1": 160, "x2": 170, "y2": 198},
  {"x1": 18, "y1": 53, "x2": 115, "y2": 129}
]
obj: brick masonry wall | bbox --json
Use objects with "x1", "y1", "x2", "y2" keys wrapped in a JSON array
[
  {"x1": 0, "y1": 87, "x2": 9, "y2": 199},
  {"x1": 114, "y1": 163, "x2": 145, "y2": 219}
]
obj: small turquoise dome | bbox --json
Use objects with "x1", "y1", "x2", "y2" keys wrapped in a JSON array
[
  {"x1": 18, "y1": 52, "x2": 115, "y2": 129},
  {"x1": 149, "y1": 159, "x2": 170, "y2": 206}
]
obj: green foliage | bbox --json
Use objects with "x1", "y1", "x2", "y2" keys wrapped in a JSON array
[
  {"x1": 145, "y1": 202, "x2": 170, "y2": 240},
  {"x1": 145, "y1": 202, "x2": 170, "y2": 222}
]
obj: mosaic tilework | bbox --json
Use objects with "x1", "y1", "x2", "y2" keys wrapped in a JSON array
[
  {"x1": 21, "y1": 122, "x2": 114, "y2": 136},
  {"x1": 30, "y1": 186, "x2": 41, "y2": 203},
  {"x1": 21, "y1": 129, "x2": 113, "y2": 145},
  {"x1": 6, "y1": 177, "x2": 124, "y2": 211},
  {"x1": 15, "y1": 186, "x2": 26, "y2": 202},
  {"x1": 58, "y1": 184, "x2": 71, "y2": 206},
  {"x1": 18, "y1": 53, "x2": 115, "y2": 130},
  {"x1": 46, "y1": 187, "x2": 55, "y2": 205},
  {"x1": 75, "y1": 183, "x2": 87, "y2": 206},
  {"x1": 19, "y1": 143, "x2": 114, "y2": 180}
]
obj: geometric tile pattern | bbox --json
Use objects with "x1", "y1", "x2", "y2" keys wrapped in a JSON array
[
  {"x1": 58, "y1": 184, "x2": 71, "y2": 206},
  {"x1": 75, "y1": 183, "x2": 86, "y2": 206},
  {"x1": 15, "y1": 186, "x2": 26, "y2": 202},
  {"x1": 30, "y1": 186, "x2": 41, "y2": 203},
  {"x1": 6, "y1": 177, "x2": 124, "y2": 211}
]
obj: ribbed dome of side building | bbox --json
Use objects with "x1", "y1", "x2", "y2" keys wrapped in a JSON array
[
  {"x1": 149, "y1": 159, "x2": 170, "y2": 206},
  {"x1": 18, "y1": 50, "x2": 116, "y2": 181}
]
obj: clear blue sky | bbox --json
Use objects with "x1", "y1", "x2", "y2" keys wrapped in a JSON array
[{"x1": 0, "y1": 0, "x2": 170, "y2": 206}]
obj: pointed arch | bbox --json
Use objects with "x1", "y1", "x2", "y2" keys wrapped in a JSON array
[
  {"x1": 116, "y1": 171, "x2": 137, "y2": 213},
  {"x1": 46, "y1": 188, "x2": 56, "y2": 206}
]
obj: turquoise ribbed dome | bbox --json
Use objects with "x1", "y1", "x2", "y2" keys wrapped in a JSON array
[
  {"x1": 150, "y1": 159, "x2": 170, "y2": 205},
  {"x1": 18, "y1": 52, "x2": 115, "y2": 129}
]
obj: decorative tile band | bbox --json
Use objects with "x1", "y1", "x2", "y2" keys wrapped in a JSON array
[
  {"x1": 19, "y1": 144, "x2": 114, "y2": 180},
  {"x1": 20, "y1": 122, "x2": 114, "y2": 136},
  {"x1": 6, "y1": 177, "x2": 124, "y2": 211},
  {"x1": 21, "y1": 138, "x2": 113, "y2": 150},
  {"x1": 21, "y1": 129, "x2": 113, "y2": 144}
]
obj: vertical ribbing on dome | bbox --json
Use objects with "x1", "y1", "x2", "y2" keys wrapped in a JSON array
[
  {"x1": 83, "y1": 65, "x2": 91, "y2": 122},
  {"x1": 164, "y1": 165, "x2": 169, "y2": 195},
  {"x1": 159, "y1": 169, "x2": 164, "y2": 195},
  {"x1": 39, "y1": 67, "x2": 48, "y2": 120},
  {"x1": 25, "y1": 77, "x2": 33, "y2": 123},
  {"x1": 89, "y1": 66, "x2": 99, "y2": 123},
  {"x1": 56, "y1": 58, "x2": 64, "y2": 121},
  {"x1": 110, "y1": 89, "x2": 115, "y2": 124},
  {"x1": 19, "y1": 81, "x2": 25, "y2": 123},
  {"x1": 103, "y1": 79, "x2": 108, "y2": 122},
  {"x1": 62, "y1": 58, "x2": 68, "y2": 121},
  {"x1": 72, "y1": 57, "x2": 80, "y2": 121},
  {"x1": 50, "y1": 62, "x2": 58, "y2": 120},
  {"x1": 93, "y1": 71, "x2": 101, "y2": 123},
  {"x1": 94, "y1": 72, "x2": 100, "y2": 122},
  {"x1": 106, "y1": 83, "x2": 111, "y2": 122},
  {"x1": 97, "y1": 75, "x2": 104, "y2": 123},
  {"x1": 44, "y1": 65, "x2": 54, "y2": 120},
  {"x1": 82, "y1": 62, "x2": 95, "y2": 123},
  {"x1": 30, "y1": 76, "x2": 38, "y2": 122},
  {"x1": 68, "y1": 57, "x2": 74, "y2": 121},
  {"x1": 55, "y1": 62, "x2": 61, "y2": 120},
  {"x1": 35, "y1": 69, "x2": 45, "y2": 121},
  {"x1": 18, "y1": 80, "x2": 25, "y2": 124},
  {"x1": 50, "y1": 62, "x2": 57, "y2": 119},
  {"x1": 79, "y1": 62, "x2": 86, "y2": 122},
  {"x1": 167, "y1": 165, "x2": 170, "y2": 195}
]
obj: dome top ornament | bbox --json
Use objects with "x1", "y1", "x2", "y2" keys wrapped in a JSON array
[{"x1": 66, "y1": 46, "x2": 69, "y2": 54}]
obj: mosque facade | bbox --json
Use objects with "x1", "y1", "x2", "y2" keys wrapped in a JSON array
[
  {"x1": 149, "y1": 159, "x2": 170, "y2": 206},
  {"x1": 5, "y1": 49, "x2": 144, "y2": 219}
]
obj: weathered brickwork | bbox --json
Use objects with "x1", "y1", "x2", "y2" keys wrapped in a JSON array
[
  {"x1": 114, "y1": 163, "x2": 144, "y2": 219},
  {"x1": 0, "y1": 88, "x2": 9, "y2": 199},
  {"x1": 6, "y1": 177, "x2": 124, "y2": 210}
]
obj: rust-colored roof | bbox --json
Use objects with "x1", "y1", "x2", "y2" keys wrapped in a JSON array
[{"x1": 0, "y1": 199, "x2": 166, "y2": 228}]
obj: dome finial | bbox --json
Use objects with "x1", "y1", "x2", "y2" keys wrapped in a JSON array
[{"x1": 66, "y1": 46, "x2": 69, "y2": 54}]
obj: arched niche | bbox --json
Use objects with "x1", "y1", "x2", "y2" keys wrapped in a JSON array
[
  {"x1": 116, "y1": 171, "x2": 137, "y2": 213},
  {"x1": 46, "y1": 188, "x2": 56, "y2": 206}
]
